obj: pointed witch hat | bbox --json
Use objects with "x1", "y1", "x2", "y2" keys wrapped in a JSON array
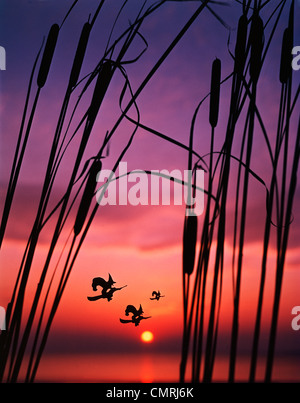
[{"x1": 108, "y1": 273, "x2": 116, "y2": 284}]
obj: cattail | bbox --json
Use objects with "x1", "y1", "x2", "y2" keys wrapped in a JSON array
[
  {"x1": 209, "y1": 58, "x2": 221, "y2": 128},
  {"x1": 279, "y1": 28, "x2": 292, "y2": 84},
  {"x1": 68, "y1": 22, "x2": 91, "y2": 89},
  {"x1": 249, "y1": 13, "x2": 264, "y2": 82},
  {"x1": 37, "y1": 24, "x2": 59, "y2": 88},
  {"x1": 74, "y1": 159, "x2": 102, "y2": 236},
  {"x1": 88, "y1": 61, "x2": 113, "y2": 125},
  {"x1": 234, "y1": 14, "x2": 247, "y2": 76},
  {"x1": 182, "y1": 213, "x2": 198, "y2": 275}
]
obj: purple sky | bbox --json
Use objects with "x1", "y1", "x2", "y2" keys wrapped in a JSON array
[{"x1": 0, "y1": 0, "x2": 299, "y2": 382}]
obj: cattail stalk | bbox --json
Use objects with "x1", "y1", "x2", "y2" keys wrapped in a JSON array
[
  {"x1": 0, "y1": 21, "x2": 93, "y2": 382},
  {"x1": 265, "y1": 0, "x2": 295, "y2": 382},
  {"x1": 0, "y1": 40, "x2": 45, "y2": 250},
  {"x1": 202, "y1": 11, "x2": 249, "y2": 383},
  {"x1": 199, "y1": 57, "x2": 221, "y2": 380},
  {"x1": 0, "y1": 23, "x2": 60, "y2": 249},
  {"x1": 249, "y1": 11, "x2": 293, "y2": 381},
  {"x1": 8, "y1": 61, "x2": 113, "y2": 383},
  {"x1": 0, "y1": 23, "x2": 60, "y2": 382},
  {"x1": 228, "y1": 11, "x2": 264, "y2": 383},
  {"x1": 13, "y1": 0, "x2": 198, "y2": 379},
  {"x1": 180, "y1": 127, "x2": 198, "y2": 381}
]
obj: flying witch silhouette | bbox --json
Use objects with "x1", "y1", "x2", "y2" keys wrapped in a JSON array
[
  {"x1": 150, "y1": 290, "x2": 165, "y2": 301},
  {"x1": 119, "y1": 304, "x2": 151, "y2": 326},
  {"x1": 87, "y1": 274, "x2": 127, "y2": 302}
]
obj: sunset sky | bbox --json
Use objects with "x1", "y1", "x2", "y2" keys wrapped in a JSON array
[{"x1": 0, "y1": 0, "x2": 299, "y2": 382}]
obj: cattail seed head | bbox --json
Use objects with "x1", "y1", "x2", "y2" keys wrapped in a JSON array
[
  {"x1": 183, "y1": 213, "x2": 198, "y2": 276},
  {"x1": 88, "y1": 61, "x2": 113, "y2": 125},
  {"x1": 249, "y1": 14, "x2": 264, "y2": 82},
  {"x1": 37, "y1": 24, "x2": 59, "y2": 88},
  {"x1": 209, "y1": 58, "x2": 221, "y2": 128},
  {"x1": 279, "y1": 28, "x2": 292, "y2": 84},
  {"x1": 234, "y1": 14, "x2": 247, "y2": 76},
  {"x1": 68, "y1": 22, "x2": 91, "y2": 90},
  {"x1": 74, "y1": 160, "x2": 102, "y2": 236}
]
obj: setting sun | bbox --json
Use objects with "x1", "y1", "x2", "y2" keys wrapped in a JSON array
[{"x1": 141, "y1": 331, "x2": 154, "y2": 343}]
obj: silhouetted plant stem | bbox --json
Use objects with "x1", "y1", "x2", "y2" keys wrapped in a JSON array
[
  {"x1": 1, "y1": 0, "x2": 298, "y2": 385},
  {"x1": 17, "y1": 1, "x2": 212, "y2": 382},
  {"x1": 191, "y1": 147, "x2": 215, "y2": 382},
  {"x1": 249, "y1": 50, "x2": 289, "y2": 386},
  {"x1": 228, "y1": 10, "x2": 263, "y2": 382},
  {"x1": 228, "y1": 86, "x2": 257, "y2": 383},
  {"x1": 180, "y1": 107, "x2": 198, "y2": 383},
  {"x1": 249, "y1": 149, "x2": 278, "y2": 382},
  {"x1": 0, "y1": 18, "x2": 95, "y2": 380},
  {"x1": 0, "y1": 23, "x2": 60, "y2": 250},
  {"x1": 0, "y1": 43, "x2": 44, "y2": 249},
  {"x1": 28, "y1": 90, "x2": 141, "y2": 382},
  {"x1": 248, "y1": 1, "x2": 294, "y2": 383},
  {"x1": 98, "y1": 0, "x2": 211, "y2": 158},
  {"x1": 0, "y1": 17, "x2": 93, "y2": 381},
  {"x1": 189, "y1": 57, "x2": 220, "y2": 382},
  {"x1": 202, "y1": 54, "x2": 245, "y2": 382},
  {"x1": 264, "y1": 1, "x2": 295, "y2": 382},
  {"x1": 265, "y1": 115, "x2": 299, "y2": 382},
  {"x1": 25, "y1": 229, "x2": 73, "y2": 382},
  {"x1": 200, "y1": 11, "x2": 249, "y2": 381},
  {"x1": 0, "y1": 88, "x2": 42, "y2": 381},
  {"x1": 9, "y1": 64, "x2": 114, "y2": 382}
]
